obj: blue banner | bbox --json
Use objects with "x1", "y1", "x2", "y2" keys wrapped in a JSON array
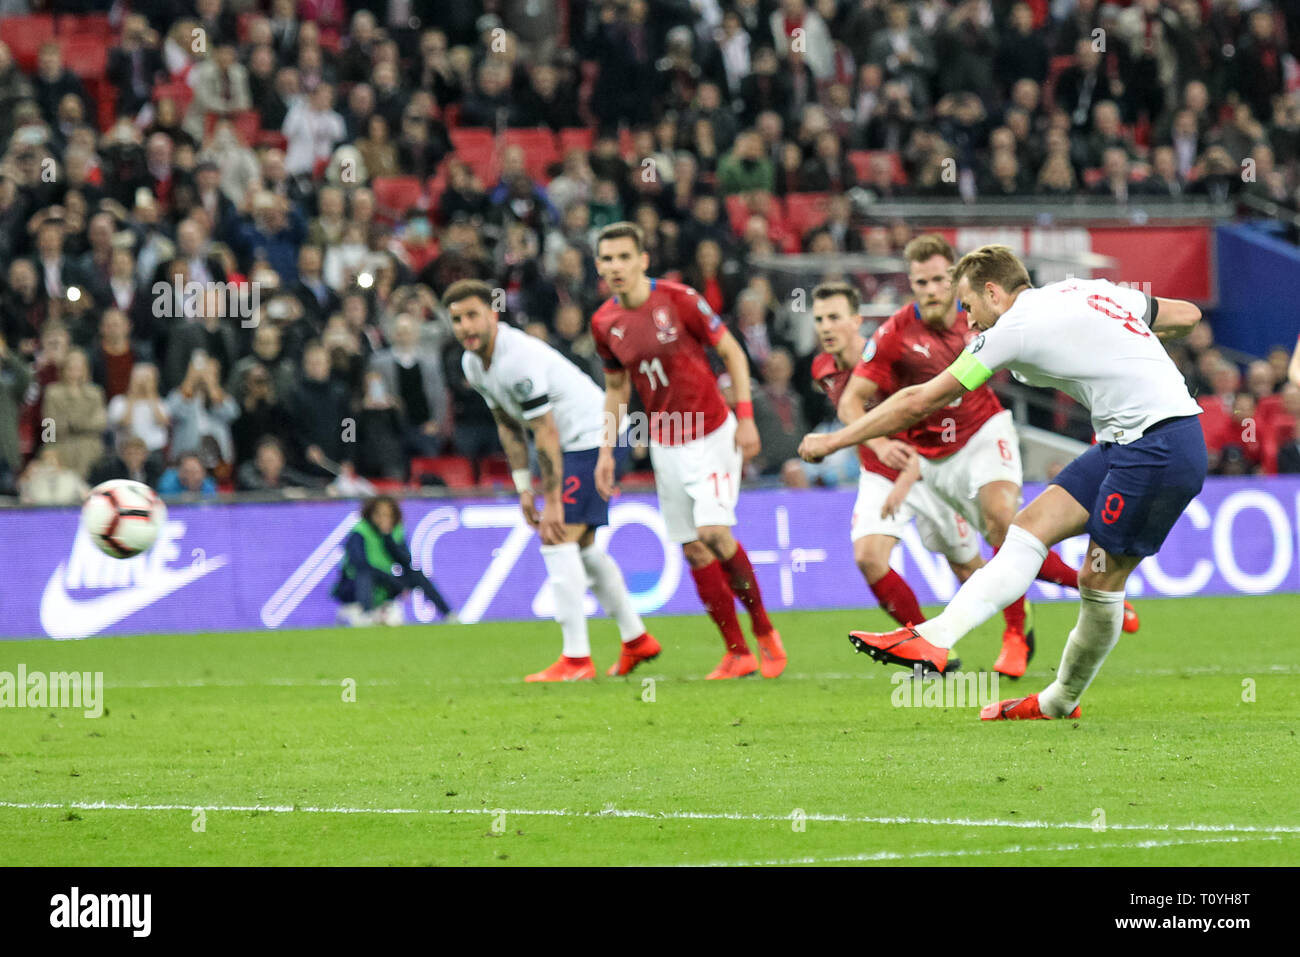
[{"x1": 2, "y1": 478, "x2": 1298, "y2": 640}]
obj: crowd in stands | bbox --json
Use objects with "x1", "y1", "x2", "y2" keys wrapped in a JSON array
[{"x1": 1, "y1": 0, "x2": 1299, "y2": 505}]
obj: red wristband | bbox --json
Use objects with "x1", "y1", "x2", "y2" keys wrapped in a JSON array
[{"x1": 735, "y1": 400, "x2": 753, "y2": 420}]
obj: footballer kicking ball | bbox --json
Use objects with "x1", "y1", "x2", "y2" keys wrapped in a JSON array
[{"x1": 81, "y1": 480, "x2": 167, "y2": 559}]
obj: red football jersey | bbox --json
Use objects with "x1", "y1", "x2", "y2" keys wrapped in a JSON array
[
  {"x1": 854, "y1": 302, "x2": 1004, "y2": 458},
  {"x1": 592, "y1": 278, "x2": 732, "y2": 445},
  {"x1": 810, "y1": 350, "x2": 900, "y2": 481}
]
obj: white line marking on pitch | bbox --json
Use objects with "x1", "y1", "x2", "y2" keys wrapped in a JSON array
[
  {"x1": 2, "y1": 801, "x2": 1298, "y2": 836},
  {"x1": 694, "y1": 834, "x2": 1284, "y2": 867}
]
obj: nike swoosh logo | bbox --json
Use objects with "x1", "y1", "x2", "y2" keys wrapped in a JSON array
[{"x1": 39, "y1": 556, "x2": 229, "y2": 639}]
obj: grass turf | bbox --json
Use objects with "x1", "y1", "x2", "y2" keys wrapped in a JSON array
[{"x1": 1, "y1": 594, "x2": 1297, "y2": 866}]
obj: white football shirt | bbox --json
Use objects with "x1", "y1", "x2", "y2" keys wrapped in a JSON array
[
  {"x1": 950, "y1": 278, "x2": 1201, "y2": 444},
  {"x1": 462, "y1": 323, "x2": 607, "y2": 452}
]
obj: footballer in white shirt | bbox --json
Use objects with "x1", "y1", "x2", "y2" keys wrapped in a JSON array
[
  {"x1": 800, "y1": 245, "x2": 1207, "y2": 721},
  {"x1": 445, "y1": 280, "x2": 660, "y2": 683}
]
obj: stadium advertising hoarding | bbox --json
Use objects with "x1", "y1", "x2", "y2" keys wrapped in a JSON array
[{"x1": 4, "y1": 477, "x2": 1298, "y2": 640}]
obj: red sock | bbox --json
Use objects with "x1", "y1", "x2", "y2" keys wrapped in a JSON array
[
  {"x1": 868, "y1": 569, "x2": 926, "y2": 626},
  {"x1": 1003, "y1": 594, "x2": 1027, "y2": 631},
  {"x1": 719, "y1": 542, "x2": 774, "y2": 635},
  {"x1": 1037, "y1": 550, "x2": 1079, "y2": 589},
  {"x1": 690, "y1": 560, "x2": 749, "y2": 654}
]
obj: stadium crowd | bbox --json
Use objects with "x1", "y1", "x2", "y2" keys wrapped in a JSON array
[{"x1": 1, "y1": 0, "x2": 1300, "y2": 505}]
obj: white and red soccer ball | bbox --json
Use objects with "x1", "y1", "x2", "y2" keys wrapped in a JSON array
[{"x1": 80, "y1": 480, "x2": 167, "y2": 559}]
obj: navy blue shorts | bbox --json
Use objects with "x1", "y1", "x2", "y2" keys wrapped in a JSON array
[
  {"x1": 562, "y1": 445, "x2": 628, "y2": 528},
  {"x1": 1051, "y1": 415, "x2": 1207, "y2": 557}
]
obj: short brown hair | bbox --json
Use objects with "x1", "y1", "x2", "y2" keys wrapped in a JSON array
[
  {"x1": 362, "y1": 494, "x2": 402, "y2": 528},
  {"x1": 596, "y1": 221, "x2": 645, "y2": 254},
  {"x1": 950, "y1": 244, "x2": 1032, "y2": 296},
  {"x1": 903, "y1": 233, "x2": 956, "y2": 265},
  {"x1": 812, "y1": 281, "x2": 861, "y2": 314},
  {"x1": 441, "y1": 278, "x2": 495, "y2": 309}
]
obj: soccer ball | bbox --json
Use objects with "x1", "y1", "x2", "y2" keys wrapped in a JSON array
[{"x1": 81, "y1": 480, "x2": 167, "y2": 559}]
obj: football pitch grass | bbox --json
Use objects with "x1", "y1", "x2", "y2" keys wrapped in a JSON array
[{"x1": 2, "y1": 594, "x2": 1297, "y2": 867}]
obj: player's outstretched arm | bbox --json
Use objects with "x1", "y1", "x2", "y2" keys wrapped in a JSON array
[
  {"x1": 494, "y1": 408, "x2": 539, "y2": 527},
  {"x1": 714, "y1": 329, "x2": 761, "y2": 461},
  {"x1": 838, "y1": 375, "x2": 914, "y2": 471},
  {"x1": 1149, "y1": 297, "x2": 1202, "y2": 341},
  {"x1": 800, "y1": 372, "x2": 964, "y2": 462},
  {"x1": 523, "y1": 410, "x2": 567, "y2": 545},
  {"x1": 596, "y1": 369, "x2": 630, "y2": 500}
]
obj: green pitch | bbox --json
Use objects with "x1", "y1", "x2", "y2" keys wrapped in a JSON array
[{"x1": 1, "y1": 594, "x2": 1297, "y2": 866}]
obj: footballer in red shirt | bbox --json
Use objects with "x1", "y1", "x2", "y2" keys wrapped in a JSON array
[
  {"x1": 592, "y1": 222, "x2": 786, "y2": 680},
  {"x1": 802, "y1": 235, "x2": 1135, "y2": 677},
  {"x1": 810, "y1": 281, "x2": 983, "y2": 637}
]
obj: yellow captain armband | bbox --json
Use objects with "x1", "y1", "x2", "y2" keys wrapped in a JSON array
[{"x1": 947, "y1": 350, "x2": 993, "y2": 390}]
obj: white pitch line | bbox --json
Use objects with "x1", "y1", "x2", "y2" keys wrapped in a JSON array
[
  {"x1": 693, "y1": 834, "x2": 1285, "y2": 867},
  {"x1": 2, "y1": 801, "x2": 1299, "y2": 836}
]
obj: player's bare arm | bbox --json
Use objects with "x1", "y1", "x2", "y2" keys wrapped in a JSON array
[
  {"x1": 801, "y1": 372, "x2": 964, "y2": 462},
  {"x1": 493, "y1": 407, "x2": 538, "y2": 527},
  {"x1": 1289, "y1": 335, "x2": 1300, "y2": 388},
  {"x1": 838, "y1": 374, "x2": 914, "y2": 471},
  {"x1": 713, "y1": 328, "x2": 761, "y2": 461},
  {"x1": 523, "y1": 410, "x2": 568, "y2": 545},
  {"x1": 596, "y1": 367, "x2": 630, "y2": 500},
  {"x1": 881, "y1": 456, "x2": 920, "y2": 520},
  {"x1": 1148, "y1": 297, "x2": 1202, "y2": 341}
]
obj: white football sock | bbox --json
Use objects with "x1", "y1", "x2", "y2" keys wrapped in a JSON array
[
  {"x1": 540, "y1": 542, "x2": 590, "y2": 659},
  {"x1": 916, "y1": 524, "x2": 1048, "y2": 649},
  {"x1": 1037, "y1": 586, "x2": 1125, "y2": 717},
  {"x1": 580, "y1": 543, "x2": 645, "y2": 642}
]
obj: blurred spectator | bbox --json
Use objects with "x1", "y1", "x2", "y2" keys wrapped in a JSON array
[
  {"x1": 751, "y1": 348, "x2": 808, "y2": 476},
  {"x1": 717, "y1": 130, "x2": 774, "y2": 196},
  {"x1": 288, "y1": 341, "x2": 351, "y2": 475},
  {"x1": 107, "y1": 15, "x2": 163, "y2": 117},
  {"x1": 0, "y1": 331, "x2": 31, "y2": 493},
  {"x1": 237, "y1": 435, "x2": 323, "y2": 492},
  {"x1": 283, "y1": 82, "x2": 346, "y2": 178},
  {"x1": 19, "y1": 446, "x2": 88, "y2": 505},
  {"x1": 107, "y1": 363, "x2": 171, "y2": 455},
  {"x1": 369, "y1": 313, "x2": 449, "y2": 460},
  {"x1": 166, "y1": 352, "x2": 239, "y2": 472},
  {"x1": 89, "y1": 435, "x2": 163, "y2": 488},
  {"x1": 41, "y1": 347, "x2": 106, "y2": 478},
  {"x1": 158, "y1": 450, "x2": 219, "y2": 498},
  {"x1": 185, "y1": 42, "x2": 251, "y2": 142}
]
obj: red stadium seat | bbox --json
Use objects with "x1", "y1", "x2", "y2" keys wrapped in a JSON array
[
  {"x1": 369, "y1": 478, "x2": 410, "y2": 493},
  {"x1": 782, "y1": 192, "x2": 832, "y2": 238},
  {"x1": 449, "y1": 127, "x2": 494, "y2": 154},
  {"x1": 0, "y1": 15, "x2": 55, "y2": 71},
  {"x1": 502, "y1": 128, "x2": 560, "y2": 182},
  {"x1": 205, "y1": 109, "x2": 262, "y2": 145},
  {"x1": 724, "y1": 194, "x2": 751, "y2": 236},
  {"x1": 557, "y1": 127, "x2": 594, "y2": 154},
  {"x1": 411, "y1": 456, "x2": 475, "y2": 488},
  {"x1": 848, "y1": 150, "x2": 907, "y2": 186},
  {"x1": 372, "y1": 176, "x2": 427, "y2": 219},
  {"x1": 56, "y1": 13, "x2": 112, "y2": 36},
  {"x1": 477, "y1": 454, "x2": 512, "y2": 486},
  {"x1": 59, "y1": 35, "x2": 109, "y2": 80},
  {"x1": 153, "y1": 80, "x2": 194, "y2": 111},
  {"x1": 1081, "y1": 167, "x2": 1104, "y2": 188}
]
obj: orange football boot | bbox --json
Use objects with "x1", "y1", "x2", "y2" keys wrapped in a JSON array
[
  {"x1": 980, "y1": 693, "x2": 1081, "y2": 721},
  {"x1": 525, "y1": 656, "x2": 596, "y2": 682},
  {"x1": 847, "y1": 625, "x2": 950, "y2": 674},
  {"x1": 1122, "y1": 600, "x2": 1140, "y2": 633},
  {"x1": 705, "y1": 652, "x2": 759, "y2": 680},
  {"x1": 606, "y1": 633, "x2": 662, "y2": 676},
  {"x1": 755, "y1": 630, "x2": 787, "y2": 678},
  {"x1": 994, "y1": 626, "x2": 1034, "y2": 679}
]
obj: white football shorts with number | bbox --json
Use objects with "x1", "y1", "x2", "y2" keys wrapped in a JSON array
[
  {"x1": 850, "y1": 468, "x2": 980, "y2": 563},
  {"x1": 916, "y1": 408, "x2": 1024, "y2": 536},
  {"x1": 649, "y1": 413, "x2": 742, "y2": 544}
]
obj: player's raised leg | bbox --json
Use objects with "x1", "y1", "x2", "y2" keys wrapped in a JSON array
[
  {"x1": 850, "y1": 485, "x2": 1089, "y2": 673},
  {"x1": 581, "y1": 532, "x2": 661, "y2": 677}
]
